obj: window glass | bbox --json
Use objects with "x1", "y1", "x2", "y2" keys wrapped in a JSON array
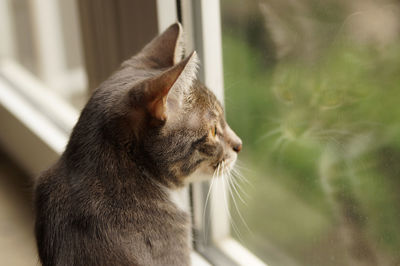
[{"x1": 221, "y1": 0, "x2": 400, "y2": 265}]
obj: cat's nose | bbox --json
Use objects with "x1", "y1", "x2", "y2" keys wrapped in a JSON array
[
  {"x1": 225, "y1": 125, "x2": 242, "y2": 153},
  {"x1": 233, "y1": 142, "x2": 242, "y2": 153}
]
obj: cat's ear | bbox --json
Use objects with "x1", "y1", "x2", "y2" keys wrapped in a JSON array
[
  {"x1": 142, "y1": 51, "x2": 199, "y2": 121},
  {"x1": 139, "y1": 22, "x2": 184, "y2": 68}
]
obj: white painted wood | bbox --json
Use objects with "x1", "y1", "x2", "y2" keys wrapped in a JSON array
[
  {"x1": 165, "y1": 186, "x2": 191, "y2": 213},
  {"x1": 156, "y1": 0, "x2": 178, "y2": 32},
  {"x1": 0, "y1": 0, "x2": 16, "y2": 59},
  {"x1": 0, "y1": 77, "x2": 65, "y2": 176},
  {"x1": 191, "y1": 251, "x2": 212, "y2": 266},
  {"x1": 29, "y1": 0, "x2": 68, "y2": 94},
  {"x1": 197, "y1": 0, "x2": 225, "y2": 103},
  {"x1": 218, "y1": 238, "x2": 268, "y2": 266},
  {"x1": 0, "y1": 60, "x2": 79, "y2": 132},
  {"x1": 181, "y1": 0, "x2": 195, "y2": 53}
]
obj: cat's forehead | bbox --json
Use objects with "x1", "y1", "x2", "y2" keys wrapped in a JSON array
[
  {"x1": 165, "y1": 83, "x2": 224, "y2": 130},
  {"x1": 191, "y1": 81, "x2": 224, "y2": 115}
]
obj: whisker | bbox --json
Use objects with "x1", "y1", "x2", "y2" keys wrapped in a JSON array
[
  {"x1": 231, "y1": 166, "x2": 252, "y2": 187},
  {"x1": 233, "y1": 160, "x2": 249, "y2": 172},
  {"x1": 230, "y1": 167, "x2": 249, "y2": 191},
  {"x1": 230, "y1": 171, "x2": 250, "y2": 201},
  {"x1": 228, "y1": 171, "x2": 247, "y2": 205},
  {"x1": 203, "y1": 164, "x2": 218, "y2": 242},
  {"x1": 234, "y1": 160, "x2": 254, "y2": 178},
  {"x1": 220, "y1": 162, "x2": 243, "y2": 240},
  {"x1": 227, "y1": 171, "x2": 251, "y2": 233},
  {"x1": 232, "y1": 159, "x2": 249, "y2": 172}
]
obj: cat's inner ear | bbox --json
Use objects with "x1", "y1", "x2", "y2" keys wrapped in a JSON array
[
  {"x1": 143, "y1": 51, "x2": 199, "y2": 121},
  {"x1": 140, "y1": 22, "x2": 184, "y2": 68}
]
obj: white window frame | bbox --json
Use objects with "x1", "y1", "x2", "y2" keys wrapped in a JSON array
[{"x1": 0, "y1": 0, "x2": 266, "y2": 265}]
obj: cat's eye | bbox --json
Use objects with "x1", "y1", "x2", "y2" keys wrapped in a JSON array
[{"x1": 211, "y1": 126, "x2": 217, "y2": 137}]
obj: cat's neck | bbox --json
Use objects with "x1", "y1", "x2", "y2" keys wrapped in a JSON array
[
  {"x1": 64, "y1": 136, "x2": 179, "y2": 204},
  {"x1": 162, "y1": 186, "x2": 190, "y2": 213}
]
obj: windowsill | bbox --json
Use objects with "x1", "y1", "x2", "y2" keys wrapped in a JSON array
[
  {"x1": 0, "y1": 67, "x2": 68, "y2": 175},
  {"x1": 217, "y1": 238, "x2": 267, "y2": 266},
  {"x1": 191, "y1": 251, "x2": 212, "y2": 266}
]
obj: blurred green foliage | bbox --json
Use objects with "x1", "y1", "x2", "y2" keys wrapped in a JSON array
[{"x1": 223, "y1": 28, "x2": 400, "y2": 265}]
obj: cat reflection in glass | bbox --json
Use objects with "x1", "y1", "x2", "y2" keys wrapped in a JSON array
[{"x1": 34, "y1": 23, "x2": 241, "y2": 266}]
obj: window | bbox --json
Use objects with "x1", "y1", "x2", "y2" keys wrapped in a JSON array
[
  {"x1": 220, "y1": 0, "x2": 400, "y2": 265},
  {"x1": 5, "y1": 1, "x2": 398, "y2": 266}
]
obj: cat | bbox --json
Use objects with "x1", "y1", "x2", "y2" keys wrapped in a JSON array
[{"x1": 34, "y1": 22, "x2": 242, "y2": 266}]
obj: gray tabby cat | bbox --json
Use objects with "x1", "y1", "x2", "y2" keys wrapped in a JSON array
[{"x1": 34, "y1": 23, "x2": 242, "y2": 266}]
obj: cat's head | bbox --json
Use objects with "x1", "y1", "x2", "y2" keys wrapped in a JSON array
[{"x1": 81, "y1": 23, "x2": 241, "y2": 187}]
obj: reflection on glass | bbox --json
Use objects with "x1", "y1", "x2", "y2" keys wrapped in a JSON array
[{"x1": 221, "y1": 0, "x2": 400, "y2": 265}]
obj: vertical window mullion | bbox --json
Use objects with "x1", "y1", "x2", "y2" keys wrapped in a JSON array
[
  {"x1": 0, "y1": 0, "x2": 16, "y2": 60},
  {"x1": 29, "y1": 0, "x2": 68, "y2": 94},
  {"x1": 156, "y1": 0, "x2": 178, "y2": 32}
]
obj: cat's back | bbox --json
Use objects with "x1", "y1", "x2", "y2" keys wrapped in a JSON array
[
  {"x1": 35, "y1": 160, "x2": 69, "y2": 217},
  {"x1": 35, "y1": 161, "x2": 134, "y2": 265}
]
